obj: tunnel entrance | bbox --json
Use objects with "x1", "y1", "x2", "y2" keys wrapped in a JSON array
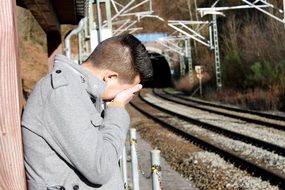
[{"x1": 142, "y1": 52, "x2": 172, "y2": 88}]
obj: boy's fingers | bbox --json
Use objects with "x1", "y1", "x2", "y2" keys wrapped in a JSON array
[
  {"x1": 129, "y1": 84, "x2": 143, "y2": 93},
  {"x1": 113, "y1": 84, "x2": 142, "y2": 105}
]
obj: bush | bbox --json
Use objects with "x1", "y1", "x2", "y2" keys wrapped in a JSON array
[
  {"x1": 222, "y1": 49, "x2": 248, "y2": 89},
  {"x1": 205, "y1": 86, "x2": 283, "y2": 110},
  {"x1": 246, "y1": 61, "x2": 285, "y2": 89}
]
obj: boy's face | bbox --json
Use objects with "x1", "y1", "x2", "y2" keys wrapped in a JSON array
[{"x1": 102, "y1": 75, "x2": 141, "y2": 101}]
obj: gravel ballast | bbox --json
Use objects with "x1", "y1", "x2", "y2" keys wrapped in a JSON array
[{"x1": 127, "y1": 103, "x2": 279, "y2": 190}]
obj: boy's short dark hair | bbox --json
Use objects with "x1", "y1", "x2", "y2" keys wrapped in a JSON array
[{"x1": 85, "y1": 34, "x2": 153, "y2": 83}]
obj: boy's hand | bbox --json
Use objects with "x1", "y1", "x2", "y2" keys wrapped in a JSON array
[{"x1": 109, "y1": 84, "x2": 142, "y2": 107}]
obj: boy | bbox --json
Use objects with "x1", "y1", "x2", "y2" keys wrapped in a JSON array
[{"x1": 22, "y1": 34, "x2": 153, "y2": 190}]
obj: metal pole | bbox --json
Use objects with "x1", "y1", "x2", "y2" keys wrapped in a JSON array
[
  {"x1": 199, "y1": 78, "x2": 202, "y2": 96},
  {"x1": 123, "y1": 0, "x2": 150, "y2": 14},
  {"x1": 168, "y1": 23, "x2": 210, "y2": 47},
  {"x1": 242, "y1": 0, "x2": 284, "y2": 23},
  {"x1": 96, "y1": 0, "x2": 102, "y2": 43},
  {"x1": 180, "y1": 53, "x2": 185, "y2": 78},
  {"x1": 111, "y1": 0, "x2": 135, "y2": 21},
  {"x1": 209, "y1": 22, "x2": 214, "y2": 50},
  {"x1": 87, "y1": 0, "x2": 93, "y2": 38},
  {"x1": 122, "y1": 146, "x2": 128, "y2": 189},
  {"x1": 151, "y1": 150, "x2": 161, "y2": 190},
  {"x1": 180, "y1": 22, "x2": 206, "y2": 40},
  {"x1": 64, "y1": 18, "x2": 85, "y2": 58},
  {"x1": 184, "y1": 39, "x2": 188, "y2": 57},
  {"x1": 78, "y1": 32, "x2": 82, "y2": 64},
  {"x1": 179, "y1": 40, "x2": 185, "y2": 78},
  {"x1": 116, "y1": 21, "x2": 137, "y2": 35},
  {"x1": 212, "y1": 14, "x2": 222, "y2": 88},
  {"x1": 87, "y1": 1, "x2": 94, "y2": 54},
  {"x1": 130, "y1": 128, "x2": 140, "y2": 190},
  {"x1": 186, "y1": 39, "x2": 194, "y2": 84},
  {"x1": 105, "y1": 0, "x2": 112, "y2": 30}
]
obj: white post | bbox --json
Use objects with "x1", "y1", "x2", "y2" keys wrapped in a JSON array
[
  {"x1": 179, "y1": 40, "x2": 185, "y2": 78},
  {"x1": 151, "y1": 150, "x2": 161, "y2": 190},
  {"x1": 199, "y1": 77, "x2": 202, "y2": 96},
  {"x1": 78, "y1": 32, "x2": 83, "y2": 64},
  {"x1": 185, "y1": 39, "x2": 194, "y2": 84},
  {"x1": 64, "y1": 19, "x2": 85, "y2": 58},
  {"x1": 130, "y1": 128, "x2": 140, "y2": 190},
  {"x1": 209, "y1": 22, "x2": 214, "y2": 50},
  {"x1": 122, "y1": 146, "x2": 128, "y2": 189},
  {"x1": 96, "y1": 0, "x2": 102, "y2": 43}
]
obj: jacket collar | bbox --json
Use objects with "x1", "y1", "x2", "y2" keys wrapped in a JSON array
[{"x1": 53, "y1": 55, "x2": 106, "y2": 99}]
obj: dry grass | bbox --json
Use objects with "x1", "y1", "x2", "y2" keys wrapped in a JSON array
[
  {"x1": 205, "y1": 85, "x2": 284, "y2": 110},
  {"x1": 20, "y1": 40, "x2": 48, "y2": 96},
  {"x1": 174, "y1": 71, "x2": 211, "y2": 92},
  {"x1": 17, "y1": 9, "x2": 78, "y2": 97}
]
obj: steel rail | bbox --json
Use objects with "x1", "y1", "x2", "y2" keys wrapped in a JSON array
[
  {"x1": 142, "y1": 90, "x2": 285, "y2": 157},
  {"x1": 151, "y1": 89, "x2": 285, "y2": 156},
  {"x1": 158, "y1": 88, "x2": 285, "y2": 131},
  {"x1": 130, "y1": 91, "x2": 285, "y2": 188},
  {"x1": 162, "y1": 88, "x2": 285, "y2": 121}
]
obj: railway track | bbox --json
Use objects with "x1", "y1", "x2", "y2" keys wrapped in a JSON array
[
  {"x1": 155, "y1": 88, "x2": 285, "y2": 132},
  {"x1": 162, "y1": 88, "x2": 285, "y2": 120},
  {"x1": 130, "y1": 89, "x2": 285, "y2": 188},
  {"x1": 153, "y1": 89, "x2": 285, "y2": 157}
]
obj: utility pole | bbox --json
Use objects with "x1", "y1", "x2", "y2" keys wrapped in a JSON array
[
  {"x1": 185, "y1": 38, "x2": 194, "y2": 84},
  {"x1": 179, "y1": 40, "x2": 185, "y2": 77},
  {"x1": 96, "y1": 0, "x2": 103, "y2": 42},
  {"x1": 212, "y1": 14, "x2": 222, "y2": 88},
  {"x1": 197, "y1": 1, "x2": 275, "y2": 89},
  {"x1": 93, "y1": 0, "x2": 113, "y2": 47}
]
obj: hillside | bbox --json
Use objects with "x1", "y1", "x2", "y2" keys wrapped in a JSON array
[
  {"x1": 17, "y1": 7, "x2": 75, "y2": 96},
  {"x1": 17, "y1": 7, "x2": 47, "y2": 97}
]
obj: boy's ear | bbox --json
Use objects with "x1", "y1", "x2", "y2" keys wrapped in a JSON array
[{"x1": 103, "y1": 70, "x2": 119, "y2": 82}]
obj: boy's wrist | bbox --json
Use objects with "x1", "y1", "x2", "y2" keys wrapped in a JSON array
[{"x1": 108, "y1": 100, "x2": 125, "y2": 108}]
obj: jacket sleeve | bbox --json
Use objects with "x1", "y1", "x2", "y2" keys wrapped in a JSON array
[{"x1": 43, "y1": 86, "x2": 130, "y2": 185}]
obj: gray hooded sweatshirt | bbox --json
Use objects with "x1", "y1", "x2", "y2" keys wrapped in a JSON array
[{"x1": 22, "y1": 55, "x2": 130, "y2": 190}]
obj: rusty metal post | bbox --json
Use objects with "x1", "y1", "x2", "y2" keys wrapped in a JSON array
[{"x1": 0, "y1": 0, "x2": 27, "y2": 189}]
